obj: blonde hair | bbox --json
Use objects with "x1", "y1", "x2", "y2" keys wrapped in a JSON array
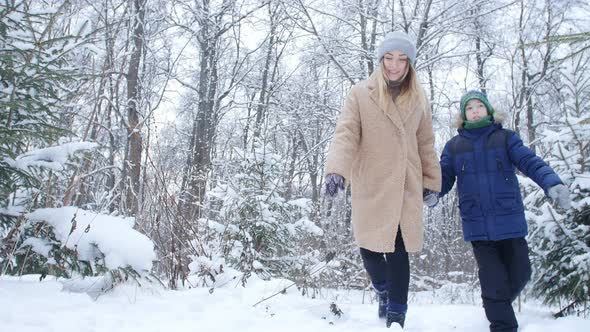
[{"x1": 375, "y1": 60, "x2": 427, "y2": 112}]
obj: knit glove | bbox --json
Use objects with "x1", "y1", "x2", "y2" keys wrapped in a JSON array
[
  {"x1": 423, "y1": 189, "x2": 439, "y2": 208},
  {"x1": 325, "y1": 173, "x2": 345, "y2": 197},
  {"x1": 548, "y1": 184, "x2": 571, "y2": 210}
]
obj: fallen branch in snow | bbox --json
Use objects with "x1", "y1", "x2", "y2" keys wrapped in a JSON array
[
  {"x1": 251, "y1": 251, "x2": 336, "y2": 307},
  {"x1": 208, "y1": 274, "x2": 239, "y2": 293},
  {"x1": 554, "y1": 299, "x2": 585, "y2": 318}
]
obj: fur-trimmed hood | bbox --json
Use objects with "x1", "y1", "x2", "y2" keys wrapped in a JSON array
[{"x1": 452, "y1": 110, "x2": 508, "y2": 129}]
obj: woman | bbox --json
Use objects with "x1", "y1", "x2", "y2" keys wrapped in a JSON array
[{"x1": 324, "y1": 31, "x2": 441, "y2": 329}]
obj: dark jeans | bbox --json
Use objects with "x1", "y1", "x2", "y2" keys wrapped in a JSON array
[
  {"x1": 360, "y1": 227, "x2": 409, "y2": 312},
  {"x1": 471, "y1": 237, "x2": 532, "y2": 332}
]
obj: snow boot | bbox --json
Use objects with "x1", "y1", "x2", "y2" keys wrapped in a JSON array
[{"x1": 386, "y1": 311, "x2": 405, "y2": 328}]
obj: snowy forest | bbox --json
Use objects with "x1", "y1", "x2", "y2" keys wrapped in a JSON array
[{"x1": 1, "y1": 0, "x2": 589, "y2": 322}]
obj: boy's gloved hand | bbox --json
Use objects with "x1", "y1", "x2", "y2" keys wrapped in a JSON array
[
  {"x1": 548, "y1": 184, "x2": 571, "y2": 210},
  {"x1": 325, "y1": 173, "x2": 345, "y2": 197},
  {"x1": 423, "y1": 189, "x2": 439, "y2": 208}
]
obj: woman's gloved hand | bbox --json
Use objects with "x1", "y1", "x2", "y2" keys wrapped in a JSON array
[
  {"x1": 423, "y1": 189, "x2": 439, "y2": 208},
  {"x1": 325, "y1": 173, "x2": 345, "y2": 197}
]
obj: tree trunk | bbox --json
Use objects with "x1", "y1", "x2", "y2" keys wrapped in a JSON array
[
  {"x1": 180, "y1": 43, "x2": 216, "y2": 221},
  {"x1": 359, "y1": 0, "x2": 380, "y2": 76},
  {"x1": 253, "y1": 3, "x2": 278, "y2": 142},
  {"x1": 475, "y1": 33, "x2": 487, "y2": 93},
  {"x1": 285, "y1": 134, "x2": 298, "y2": 200},
  {"x1": 125, "y1": 0, "x2": 146, "y2": 215},
  {"x1": 525, "y1": 88, "x2": 536, "y2": 152},
  {"x1": 414, "y1": 0, "x2": 434, "y2": 67}
]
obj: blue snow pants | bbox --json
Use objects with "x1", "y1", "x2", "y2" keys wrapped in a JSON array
[
  {"x1": 359, "y1": 227, "x2": 409, "y2": 313},
  {"x1": 471, "y1": 237, "x2": 532, "y2": 332}
]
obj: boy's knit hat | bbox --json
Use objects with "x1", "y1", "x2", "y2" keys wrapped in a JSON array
[
  {"x1": 377, "y1": 31, "x2": 417, "y2": 64},
  {"x1": 460, "y1": 90, "x2": 494, "y2": 120}
]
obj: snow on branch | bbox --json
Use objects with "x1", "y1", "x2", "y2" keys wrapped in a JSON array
[
  {"x1": 27, "y1": 207, "x2": 156, "y2": 273},
  {"x1": 4, "y1": 142, "x2": 99, "y2": 172}
]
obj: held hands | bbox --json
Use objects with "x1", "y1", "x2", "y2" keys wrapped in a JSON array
[
  {"x1": 548, "y1": 184, "x2": 571, "y2": 210},
  {"x1": 325, "y1": 173, "x2": 345, "y2": 197},
  {"x1": 423, "y1": 189, "x2": 439, "y2": 208}
]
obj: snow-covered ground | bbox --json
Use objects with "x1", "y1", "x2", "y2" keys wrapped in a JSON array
[{"x1": 1, "y1": 274, "x2": 588, "y2": 332}]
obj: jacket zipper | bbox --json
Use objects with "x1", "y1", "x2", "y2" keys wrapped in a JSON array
[
  {"x1": 482, "y1": 138, "x2": 493, "y2": 240},
  {"x1": 497, "y1": 158, "x2": 509, "y2": 183}
]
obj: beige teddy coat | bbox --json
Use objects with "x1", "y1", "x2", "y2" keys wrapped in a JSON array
[{"x1": 325, "y1": 72, "x2": 442, "y2": 253}]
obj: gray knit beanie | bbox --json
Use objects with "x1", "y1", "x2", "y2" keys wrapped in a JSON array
[{"x1": 376, "y1": 31, "x2": 417, "y2": 64}]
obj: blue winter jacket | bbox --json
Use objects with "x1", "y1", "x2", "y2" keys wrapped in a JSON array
[{"x1": 439, "y1": 124, "x2": 562, "y2": 242}]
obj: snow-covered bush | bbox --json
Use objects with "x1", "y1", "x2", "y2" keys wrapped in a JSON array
[
  {"x1": 0, "y1": 142, "x2": 158, "y2": 284},
  {"x1": 2, "y1": 207, "x2": 156, "y2": 285},
  {"x1": 528, "y1": 54, "x2": 590, "y2": 317},
  {"x1": 196, "y1": 143, "x2": 324, "y2": 286},
  {"x1": 0, "y1": 1, "x2": 89, "y2": 206}
]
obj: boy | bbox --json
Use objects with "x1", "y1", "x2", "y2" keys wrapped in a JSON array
[{"x1": 435, "y1": 90, "x2": 570, "y2": 332}]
